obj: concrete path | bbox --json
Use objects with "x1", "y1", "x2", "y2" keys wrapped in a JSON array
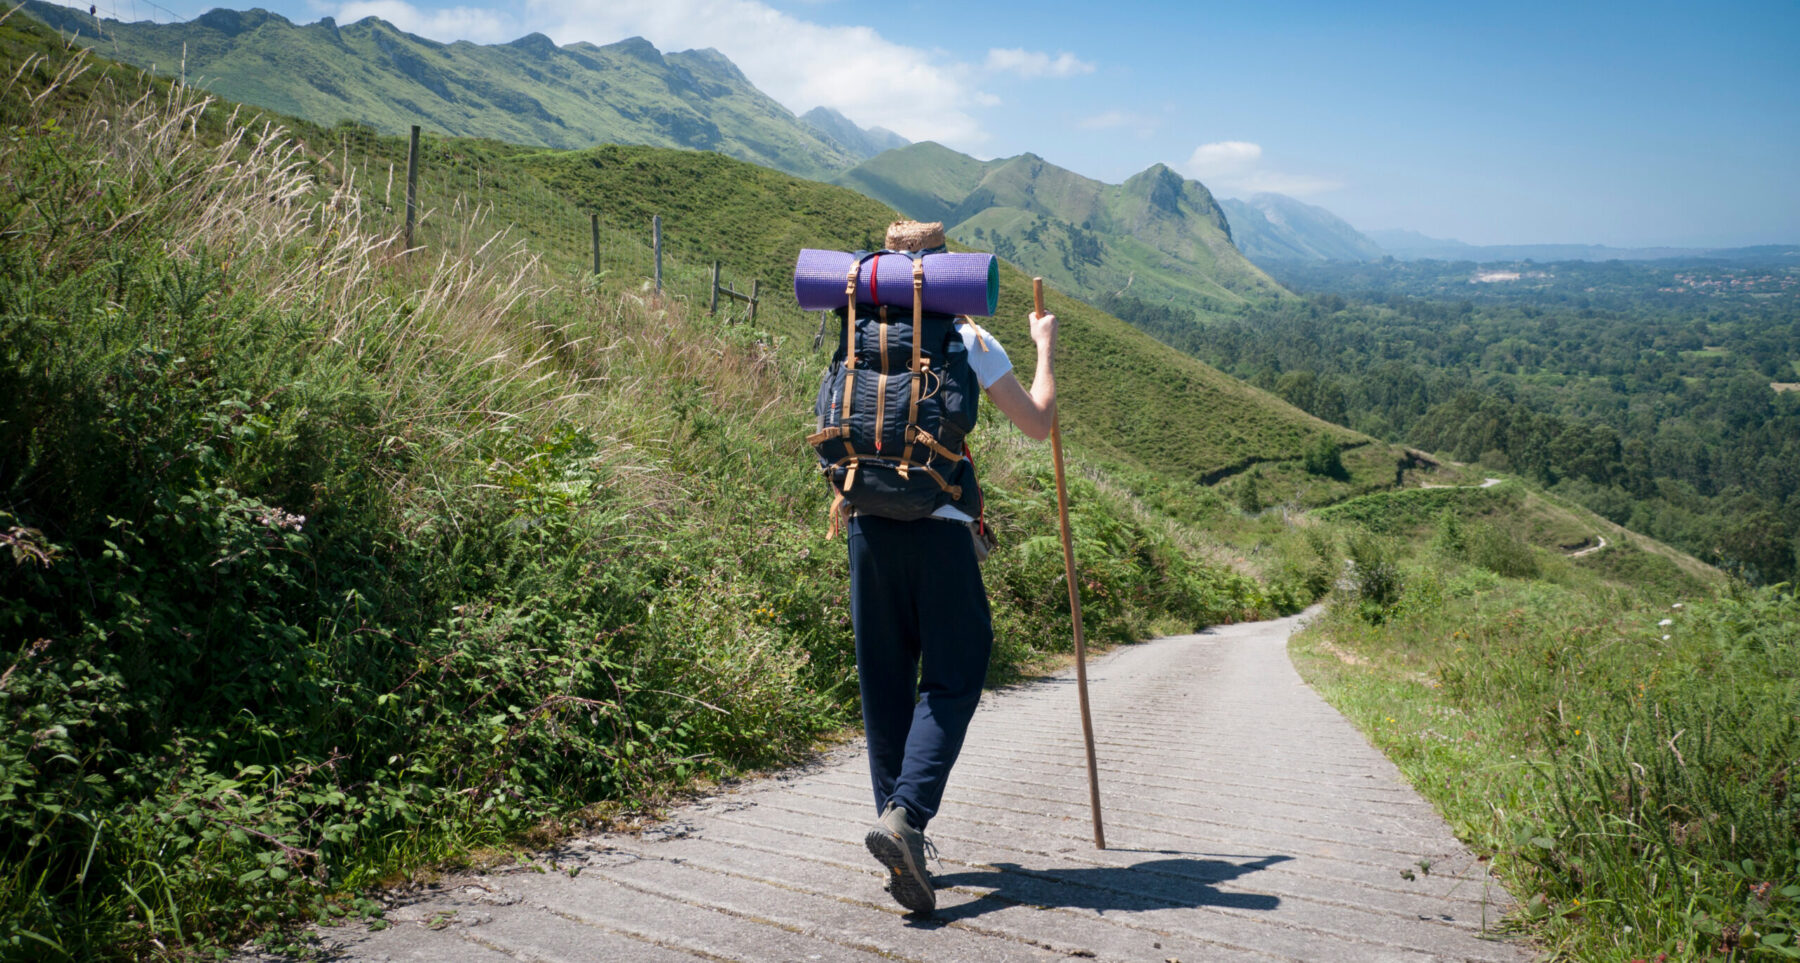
[
  {"x1": 291, "y1": 610, "x2": 1532, "y2": 962},
  {"x1": 1569, "y1": 535, "x2": 1608, "y2": 558}
]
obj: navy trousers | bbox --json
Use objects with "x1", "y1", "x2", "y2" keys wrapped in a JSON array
[{"x1": 847, "y1": 514, "x2": 994, "y2": 829}]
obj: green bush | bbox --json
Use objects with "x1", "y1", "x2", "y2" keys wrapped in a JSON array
[
  {"x1": 1302, "y1": 437, "x2": 1347, "y2": 480},
  {"x1": 1343, "y1": 534, "x2": 1404, "y2": 623},
  {"x1": 1465, "y1": 522, "x2": 1541, "y2": 579},
  {"x1": 1235, "y1": 470, "x2": 1264, "y2": 514}
]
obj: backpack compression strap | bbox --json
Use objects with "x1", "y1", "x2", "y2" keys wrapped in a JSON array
[
  {"x1": 839, "y1": 258, "x2": 863, "y2": 495},
  {"x1": 823, "y1": 258, "x2": 862, "y2": 539},
  {"x1": 896, "y1": 257, "x2": 926, "y2": 477}
]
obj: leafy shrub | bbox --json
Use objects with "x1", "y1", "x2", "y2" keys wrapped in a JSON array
[
  {"x1": 1343, "y1": 534, "x2": 1404, "y2": 623},
  {"x1": 1235, "y1": 470, "x2": 1264, "y2": 514},
  {"x1": 1295, "y1": 527, "x2": 1339, "y2": 600},
  {"x1": 1432, "y1": 507, "x2": 1467, "y2": 556},
  {"x1": 1316, "y1": 484, "x2": 1519, "y2": 534},
  {"x1": 1302, "y1": 437, "x2": 1347, "y2": 480},
  {"x1": 1465, "y1": 522, "x2": 1541, "y2": 579}
]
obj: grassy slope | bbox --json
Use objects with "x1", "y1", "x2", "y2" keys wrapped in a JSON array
[
  {"x1": 1317, "y1": 480, "x2": 1723, "y2": 597},
  {"x1": 515, "y1": 144, "x2": 1364, "y2": 486},
  {"x1": 21, "y1": 1, "x2": 859, "y2": 179},
  {"x1": 1289, "y1": 534, "x2": 1782, "y2": 960},
  {"x1": 1310, "y1": 463, "x2": 1729, "y2": 602},
  {"x1": 835, "y1": 145, "x2": 1287, "y2": 316},
  {"x1": 830, "y1": 141, "x2": 992, "y2": 224},
  {"x1": 1289, "y1": 470, "x2": 1759, "y2": 960}
]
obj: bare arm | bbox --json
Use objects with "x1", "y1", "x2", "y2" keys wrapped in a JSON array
[{"x1": 983, "y1": 310, "x2": 1058, "y2": 441}]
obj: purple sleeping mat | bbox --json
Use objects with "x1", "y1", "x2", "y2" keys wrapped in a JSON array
[{"x1": 793, "y1": 249, "x2": 999, "y2": 316}]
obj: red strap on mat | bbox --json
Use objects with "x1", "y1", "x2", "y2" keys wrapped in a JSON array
[{"x1": 868, "y1": 256, "x2": 879, "y2": 304}]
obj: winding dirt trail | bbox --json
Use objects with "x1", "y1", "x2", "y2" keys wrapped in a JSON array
[{"x1": 1569, "y1": 535, "x2": 1608, "y2": 558}]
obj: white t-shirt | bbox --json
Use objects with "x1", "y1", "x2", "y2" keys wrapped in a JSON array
[{"x1": 931, "y1": 322, "x2": 1013, "y2": 522}]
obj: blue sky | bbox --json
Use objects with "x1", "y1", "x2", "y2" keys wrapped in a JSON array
[{"x1": 69, "y1": 0, "x2": 1800, "y2": 247}]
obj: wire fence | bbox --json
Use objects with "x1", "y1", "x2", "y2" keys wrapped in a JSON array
[
  {"x1": 320, "y1": 118, "x2": 837, "y2": 352},
  {"x1": 54, "y1": 17, "x2": 833, "y2": 349},
  {"x1": 580, "y1": 217, "x2": 832, "y2": 350}
]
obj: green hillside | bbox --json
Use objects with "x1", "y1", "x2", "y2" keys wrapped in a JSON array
[
  {"x1": 516, "y1": 144, "x2": 1357, "y2": 484},
  {"x1": 834, "y1": 143, "x2": 1288, "y2": 319},
  {"x1": 21, "y1": 1, "x2": 860, "y2": 179},
  {"x1": 832, "y1": 141, "x2": 992, "y2": 224}
]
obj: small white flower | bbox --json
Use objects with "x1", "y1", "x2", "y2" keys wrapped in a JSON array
[
  {"x1": 1662, "y1": 634, "x2": 1671, "y2": 641},
  {"x1": 1659, "y1": 618, "x2": 1673, "y2": 626},
  {"x1": 1672, "y1": 603, "x2": 1684, "y2": 610}
]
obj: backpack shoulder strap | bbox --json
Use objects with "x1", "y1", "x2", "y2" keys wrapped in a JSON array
[{"x1": 897, "y1": 256, "x2": 928, "y2": 473}]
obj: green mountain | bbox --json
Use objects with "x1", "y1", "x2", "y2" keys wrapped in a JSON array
[
  {"x1": 1219, "y1": 193, "x2": 1384, "y2": 263},
  {"x1": 800, "y1": 106, "x2": 908, "y2": 160},
  {"x1": 20, "y1": 1, "x2": 860, "y2": 179},
  {"x1": 834, "y1": 142, "x2": 1288, "y2": 317}
]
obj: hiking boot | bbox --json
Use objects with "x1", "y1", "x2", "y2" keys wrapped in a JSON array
[{"x1": 865, "y1": 802, "x2": 935, "y2": 914}]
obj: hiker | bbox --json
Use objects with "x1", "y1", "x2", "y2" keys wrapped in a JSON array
[{"x1": 820, "y1": 220, "x2": 1058, "y2": 915}]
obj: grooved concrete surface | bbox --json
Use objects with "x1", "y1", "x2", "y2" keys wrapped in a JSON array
[{"x1": 287, "y1": 610, "x2": 1533, "y2": 962}]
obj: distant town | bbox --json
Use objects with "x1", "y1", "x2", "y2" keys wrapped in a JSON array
[{"x1": 1662, "y1": 270, "x2": 1799, "y2": 297}]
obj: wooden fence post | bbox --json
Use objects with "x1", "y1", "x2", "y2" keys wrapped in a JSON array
[
  {"x1": 652, "y1": 215, "x2": 662, "y2": 294},
  {"x1": 709, "y1": 261, "x2": 720, "y2": 315},
  {"x1": 404, "y1": 124, "x2": 420, "y2": 251},
  {"x1": 748, "y1": 278, "x2": 759, "y2": 325},
  {"x1": 590, "y1": 214, "x2": 600, "y2": 277}
]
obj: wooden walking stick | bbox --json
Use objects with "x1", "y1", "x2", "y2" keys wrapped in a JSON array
[{"x1": 1037, "y1": 277, "x2": 1106, "y2": 850}]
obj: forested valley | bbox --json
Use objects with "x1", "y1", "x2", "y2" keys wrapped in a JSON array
[{"x1": 1110, "y1": 258, "x2": 1800, "y2": 585}]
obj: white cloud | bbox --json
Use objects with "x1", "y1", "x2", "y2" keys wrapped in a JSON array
[
  {"x1": 1182, "y1": 140, "x2": 1340, "y2": 197},
  {"x1": 983, "y1": 48, "x2": 1095, "y2": 79},
  {"x1": 520, "y1": 0, "x2": 992, "y2": 147},
  {"x1": 1185, "y1": 140, "x2": 1262, "y2": 178},
  {"x1": 333, "y1": 1, "x2": 515, "y2": 44}
]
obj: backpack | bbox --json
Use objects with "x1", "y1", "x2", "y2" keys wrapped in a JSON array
[{"x1": 808, "y1": 250, "x2": 984, "y2": 534}]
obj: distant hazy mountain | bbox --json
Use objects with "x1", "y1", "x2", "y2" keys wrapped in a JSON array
[
  {"x1": 1365, "y1": 229, "x2": 1795, "y2": 263},
  {"x1": 799, "y1": 107, "x2": 908, "y2": 161},
  {"x1": 836, "y1": 142, "x2": 1285, "y2": 317},
  {"x1": 23, "y1": 2, "x2": 860, "y2": 179},
  {"x1": 1219, "y1": 194, "x2": 1384, "y2": 263}
]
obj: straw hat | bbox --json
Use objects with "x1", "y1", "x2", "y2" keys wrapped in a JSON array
[{"x1": 885, "y1": 220, "x2": 946, "y2": 253}]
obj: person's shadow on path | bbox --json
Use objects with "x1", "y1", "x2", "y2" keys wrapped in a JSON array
[{"x1": 913, "y1": 851, "x2": 1290, "y2": 925}]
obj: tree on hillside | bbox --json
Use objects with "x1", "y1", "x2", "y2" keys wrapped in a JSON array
[
  {"x1": 1236, "y1": 470, "x2": 1264, "y2": 514},
  {"x1": 1302, "y1": 437, "x2": 1347, "y2": 480}
]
